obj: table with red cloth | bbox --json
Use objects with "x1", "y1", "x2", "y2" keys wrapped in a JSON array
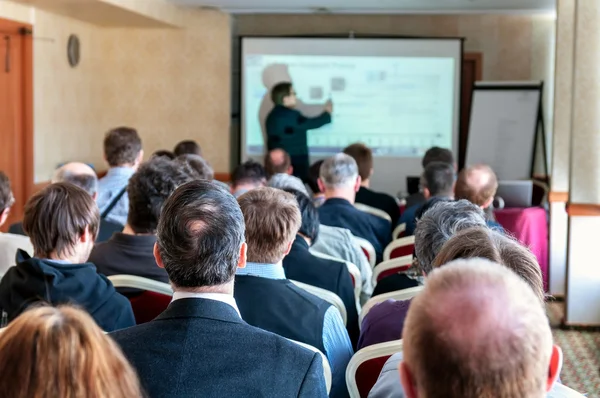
[{"x1": 494, "y1": 207, "x2": 549, "y2": 291}]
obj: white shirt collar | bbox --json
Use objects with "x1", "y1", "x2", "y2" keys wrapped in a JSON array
[{"x1": 171, "y1": 292, "x2": 240, "y2": 317}]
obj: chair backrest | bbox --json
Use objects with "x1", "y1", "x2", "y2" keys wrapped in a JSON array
[
  {"x1": 346, "y1": 340, "x2": 404, "y2": 398},
  {"x1": 108, "y1": 275, "x2": 173, "y2": 324},
  {"x1": 353, "y1": 236, "x2": 376, "y2": 268},
  {"x1": 383, "y1": 236, "x2": 415, "y2": 261},
  {"x1": 288, "y1": 339, "x2": 332, "y2": 394},
  {"x1": 354, "y1": 203, "x2": 392, "y2": 223},
  {"x1": 392, "y1": 223, "x2": 406, "y2": 240},
  {"x1": 310, "y1": 250, "x2": 362, "y2": 309},
  {"x1": 359, "y1": 286, "x2": 425, "y2": 327},
  {"x1": 371, "y1": 255, "x2": 413, "y2": 287},
  {"x1": 291, "y1": 280, "x2": 347, "y2": 326}
]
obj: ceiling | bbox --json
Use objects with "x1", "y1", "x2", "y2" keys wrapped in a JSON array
[{"x1": 170, "y1": 0, "x2": 556, "y2": 14}]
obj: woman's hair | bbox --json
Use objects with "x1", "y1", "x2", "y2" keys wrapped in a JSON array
[
  {"x1": 0, "y1": 305, "x2": 143, "y2": 398},
  {"x1": 432, "y1": 227, "x2": 545, "y2": 305}
]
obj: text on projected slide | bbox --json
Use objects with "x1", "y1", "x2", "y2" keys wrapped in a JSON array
[{"x1": 245, "y1": 54, "x2": 456, "y2": 156}]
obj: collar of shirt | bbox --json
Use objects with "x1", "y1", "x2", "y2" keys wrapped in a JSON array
[
  {"x1": 105, "y1": 166, "x2": 136, "y2": 179},
  {"x1": 171, "y1": 291, "x2": 240, "y2": 317},
  {"x1": 324, "y1": 197, "x2": 353, "y2": 207},
  {"x1": 236, "y1": 262, "x2": 286, "y2": 280},
  {"x1": 45, "y1": 258, "x2": 71, "y2": 265}
]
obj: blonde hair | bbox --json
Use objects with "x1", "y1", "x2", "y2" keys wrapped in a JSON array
[
  {"x1": 0, "y1": 306, "x2": 143, "y2": 398},
  {"x1": 404, "y1": 259, "x2": 552, "y2": 398},
  {"x1": 237, "y1": 187, "x2": 301, "y2": 263},
  {"x1": 432, "y1": 227, "x2": 545, "y2": 305}
]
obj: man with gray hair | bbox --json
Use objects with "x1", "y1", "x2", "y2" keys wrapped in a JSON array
[{"x1": 318, "y1": 153, "x2": 392, "y2": 263}]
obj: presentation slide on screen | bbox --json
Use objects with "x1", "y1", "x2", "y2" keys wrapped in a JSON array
[{"x1": 243, "y1": 53, "x2": 456, "y2": 157}]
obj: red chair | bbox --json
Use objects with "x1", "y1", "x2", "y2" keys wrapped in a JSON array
[
  {"x1": 383, "y1": 236, "x2": 415, "y2": 261},
  {"x1": 346, "y1": 340, "x2": 404, "y2": 398},
  {"x1": 392, "y1": 223, "x2": 407, "y2": 240},
  {"x1": 371, "y1": 256, "x2": 413, "y2": 286},
  {"x1": 108, "y1": 275, "x2": 173, "y2": 325},
  {"x1": 354, "y1": 237, "x2": 376, "y2": 268}
]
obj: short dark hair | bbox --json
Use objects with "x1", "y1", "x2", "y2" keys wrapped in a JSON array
[
  {"x1": 103, "y1": 127, "x2": 142, "y2": 167},
  {"x1": 422, "y1": 147, "x2": 454, "y2": 168},
  {"x1": 127, "y1": 157, "x2": 194, "y2": 234},
  {"x1": 157, "y1": 180, "x2": 245, "y2": 288},
  {"x1": 231, "y1": 160, "x2": 266, "y2": 187},
  {"x1": 343, "y1": 143, "x2": 373, "y2": 180},
  {"x1": 152, "y1": 150, "x2": 175, "y2": 160},
  {"x1": 0, "y1": 172, "x2": 15, "y2": 213},
  {"x1": 264, "y1": 149, "x2": 291, "y2": 178},
  {"x1": 176, "y1": 154, "x2": 214, "y2": 180},
  {"x1": 271, "y1": 82, "x2": 292, "y2": 105},
  {"x1": 284, "y1": 189, "x2": 319, "y2": 242},
  {"x1": 307, "y1": 160, "x2": 324, "y2": 194},
  {"x1": 422, "y1": 161, "x2": 455, "y2": 197},
  {"x1": 173, "y1": 140, "x2": 201, "y2": 156},
  {"x1": 23, "y1": 183, "x2": 100, "y2": 258}
]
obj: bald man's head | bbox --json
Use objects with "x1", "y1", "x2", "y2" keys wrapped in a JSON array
[
  {"x1": 52, "y1": 163, "x2": 98, "y2": 197},
  {"x1": 455, "y1": 164, "x2": 498, "y2": 209},
  {"x1": 400, "y1": 259, "x2": 561, "y2": 398},
  {"x1": 264, "y1": 149, "x2": 292, "y2": 178}
]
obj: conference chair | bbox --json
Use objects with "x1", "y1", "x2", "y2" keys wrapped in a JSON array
[
  {"x1": 310, "y1": 250, "x2": 362, "y2": 309},
  {"x1": 383, "y1": 236, "x2": 415, "y2": 261},
  {"x1": 291, "y1": 280, "x2": 348, "y2": 326},
  {"x1": 353, "y1": 237, "x2": 376, "y2": 268},
  {"x1": 346, "y1": 340, "x2": 404, "y2": 398},
  {"x1": 359, "y1": 286, "x2": 425, "y2": 327},
  {"x1": 354, "y1": 203, "x2": 392, "y2": 223},
  {"x1": 108, "y1": 275, "x2": 172, "y2": 324},
  {"x1": 392, "y1": 223, "x2": 406, "y2": 240},
  {"x1": 371, "y1": 255, "x2": 413, "y2": 287},
  {"x1": 288, "y1": 339, "x2": 332, "y2": 394}
]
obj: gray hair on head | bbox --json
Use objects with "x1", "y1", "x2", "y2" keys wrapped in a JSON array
[
  {"x1": 268, "y1": 173, "x2": 309, "y2": 196},
  {"x1": 319, "y1": 153, "x2": 358, "y2": 189},
  {"x1": 414, "y1": 199, "x2": 487, "y2": 274},
  {"x1": 52, "y1": 170, "x2": 98, "y2": 196}
]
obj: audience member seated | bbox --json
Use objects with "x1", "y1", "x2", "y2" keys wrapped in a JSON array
[
  {"x1": 9, "y1": 163, "x2": 124, "y2": 243},
  {"x1": 0, "y1": 172, "x2": 33, "y2": 276},
  {"x1": 112, "y1": 181, "x2": 327, "y2": 397},
  {"x1": 307, "y1": 160, "x2": 326, "y2": 207},
  {"x1": 89, "y1": 157, "x2": 194, "y2": 288},
  {"x1": 376, "y1": 260, "x2": 566, "y2": 398},
  {"x1": 0, "y1": 183, "x2": 134, "y2": 331},
  {"x1": 152, "y1": 149, "x2": 175, "y2": 159},
  {"x1": 265, "y1": 148, "x2": 293, "y2": 178},
  {"x1": 235, "y1": 187, "x2": 352, "y2": 398},
  {"x1": 360, "y1": 200, "x2": 487, "y2": 348},
  {"x1": 283, "y1": 189, "x2": 359, "y2": 348},
  {"x1": 230, "y1": 160, "x2": 267, "y2": 198},
  {"x1": 318, "y1": 154, "x2": 392, "y2": 263},
  {"x1": 0, "y1": 306, "x2": 143, "y2": 398},
  {"x1": 97, "y1": 127, "x2": 144, "y2": 226},
  {"x1": 176, "y1": 153, "x2": 214, "y2": 180},
  {"x1": 398, "y1": 161, "x2": 455, "y2": 236},
  {"x1": 173, "y1": 139, "x2": 202, "y2": 156},
  {"x1": 456, "y1": 164, "x2": 504, "y2": 231},
  {"x1": 268, "y1": 173, "x2": 373, "y2": 303},
  {"x1": 404, "y1": 146, "x2": 455, "y2": 209},
  {"x1": 344, "y1": 143, "x2": 400, "y2": 224}
]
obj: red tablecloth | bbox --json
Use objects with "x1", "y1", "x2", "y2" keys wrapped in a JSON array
[{"x1": 495, "y1": 207, "x2": 549, "y2": 291}]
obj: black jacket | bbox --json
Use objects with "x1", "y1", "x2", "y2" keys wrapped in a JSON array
[
  {"x1": 356, "y1": 186, "x2": 400, "y2": 226},
  {"x1": 266, "y1": 105, "x2": 331, "y2": 156},
  {"x1": 0, "y1": 250, "x2": 135, "y2": 332},
  {"x1": 111, "y1": 298, "x2": 327, "y2": 398}
]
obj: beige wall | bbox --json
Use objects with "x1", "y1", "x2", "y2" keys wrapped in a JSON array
[{"x1": 1, "y1": 1, "x2": 231, "y2": 182}]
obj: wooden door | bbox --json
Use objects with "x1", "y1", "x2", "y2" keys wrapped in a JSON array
[
  {"x1": 0, "y1": 19, "x2": 33, "y2": 231},
  {"x1": 460, "y1": 53, "x2": 483, "y2": 170}
]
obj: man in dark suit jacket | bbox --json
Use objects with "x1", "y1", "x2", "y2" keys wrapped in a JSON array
[
  {"x1": 111, "y1": 181, "x2": 327, "y2": 398},
  {"x1": 344, "y1": 143, "x2": 400, "y2": 225},
  {"x1": 266, "y1": 82, "x2": 332, "y2": 180},
  {"x1": 317, "y1": 154, "x2": 392, "y2": 264},
  {"x1": 404, "y1": 146, "x2": 455, "y2": 209},
  {"x1": 282, "y1": 189, "x2": 359, "y2": 348}
]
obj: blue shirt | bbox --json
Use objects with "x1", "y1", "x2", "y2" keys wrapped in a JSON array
[
  {"x1": 237, "y1": 262, "x2": 353, "y2": 398},
  {"x1": 97, "y1": 167, "x2": 135, "y2": 226}
]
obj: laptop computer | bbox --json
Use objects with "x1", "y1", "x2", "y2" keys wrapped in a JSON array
[{"x1": 496, "y1": 180, "x2": 533, "y2": 208}]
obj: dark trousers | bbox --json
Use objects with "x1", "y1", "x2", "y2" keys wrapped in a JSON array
[{"x1": 291, "y1": 154, "x2": 310, "y2": 182}]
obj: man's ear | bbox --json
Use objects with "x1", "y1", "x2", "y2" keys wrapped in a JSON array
[
  {"x1": 238, "y1": 242, "x2": 247, "y2": 269},
  {"x1": 318, "y1": 178, "x2": 326, "y2": 194},
  {"x1": 399, "y1": 362, "x2": 418, "y2": 398},
  {"x1": 135, "y1": 150, "x2": 145, "y2": 167},
  {"x1": 546, "y1": 345, "x2": 562, "y2": 392},
  {"x1": 80, "y1": 225, "x2": 94, "y2": 243},
  {"x1": 92, "y1": 192, "x2": 98, "y2": 201},
  {"x1": 154, "y1": 243, "x2": 165, "y2": 269},
  {"x1": 287, "y1": 165, "x2": 294, "y2": 175},
  {"x1": 423, "y1": 187, "x2": 431, "y2": 199},
  {"x1": 283, "y1": 240, "x2": 293, "y2": 257},
  {"x1": 482, "y1": 196, "x2": 494, "y2": 210},
  {"x1": 354, "y1": 176, "x2": 362, "y2": 192}
]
